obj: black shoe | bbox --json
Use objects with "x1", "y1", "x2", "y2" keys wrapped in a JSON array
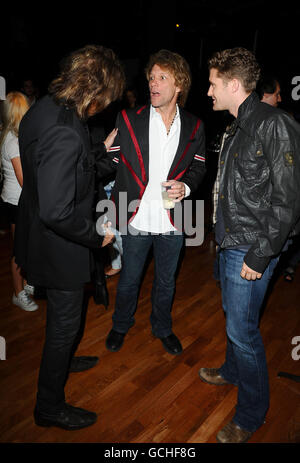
[
  {"x1": 106, "y1": 329, "x2": 126, "y2": 352},
  {"x1": 69, "y1": 356, "x2": 99, "y2": 373},
  {"x1": 34, "y1": 403, "x2": 97, "y2": 430},
  {"x1": 160, "y1": 333, "x2": 183, "y2": 355},
  {"x1": 94, "y1": 281, "x2": 109, "y2": 309}
]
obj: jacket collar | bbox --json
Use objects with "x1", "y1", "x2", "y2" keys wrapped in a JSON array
[
  {"x1": 226, "y1": 92, "x2": 260, "y2": 137},
  {"x1": 237, "y1": 91, "x2": 260, "y2": 126}
]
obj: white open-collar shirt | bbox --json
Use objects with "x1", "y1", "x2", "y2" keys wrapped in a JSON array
[{"x1": 131, "y1": 104, "x2": 181, "y2": 233}]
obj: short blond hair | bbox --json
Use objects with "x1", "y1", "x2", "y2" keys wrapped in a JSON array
[{"x1": 0, "y1": 91, "x2": 29, "y2": 150}]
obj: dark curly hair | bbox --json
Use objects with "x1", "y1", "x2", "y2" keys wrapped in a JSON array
[
  {"x1": 208, "y1": 47, "x2": 261, "y2": 92},
  {"x1": 49, "y1": 45, "x2": 125, "y2": 119},
  {"x1": 145, "y1": 49, "x2": 191, "y2": 107}
]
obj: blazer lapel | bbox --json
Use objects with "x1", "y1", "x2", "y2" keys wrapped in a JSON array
[
  {"x1": 130, "y1": 106, "x2": 194, "y2": 182},
  {"x1": 132, "y1": 105, "x2": 150, "y2": 183}
]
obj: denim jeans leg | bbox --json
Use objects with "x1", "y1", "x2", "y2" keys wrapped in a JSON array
[
  {"x1": 110, "y1": 240, "x2": 122, "y2": 270},
  {"x1": 219, "y1": 249, "x2": 278, "y2": 432},
  {"x1": 112, "y1": 233, "x2": 153, "y2": 333},
  {"x1": 218, "y1": 251, "x2": 239, "y2": 385},
  {"x1": 150, "y1": 233, "x2": 184, "y2": 338}
]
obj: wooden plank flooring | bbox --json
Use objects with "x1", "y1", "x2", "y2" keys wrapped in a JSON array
[{"x1": 0, "y1": 223, "x2": 300, "y2": 444}]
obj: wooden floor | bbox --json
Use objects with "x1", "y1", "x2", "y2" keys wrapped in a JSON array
[{"x1": 0, "y1": 221, "x2": 300, "y2": 444}]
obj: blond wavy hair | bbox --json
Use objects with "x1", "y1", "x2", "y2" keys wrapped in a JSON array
[
  {"x1": 48, "y1": 44, "x2": 125, "y2": 119},
  {"x1": 0, "y1": 91, "x2": 29, "y2": 150},
  {"x1": 145, "y1": 49, "x2": 192, "y2": 107}
]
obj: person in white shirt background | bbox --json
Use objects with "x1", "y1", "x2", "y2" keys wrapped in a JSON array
[{"x1": 0, "y1": 91, "x2": 38, "y2": 311}]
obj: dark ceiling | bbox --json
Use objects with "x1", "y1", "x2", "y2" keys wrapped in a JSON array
[{"x1": 2, "y1": 0, "x2": 299, "y2": 115}]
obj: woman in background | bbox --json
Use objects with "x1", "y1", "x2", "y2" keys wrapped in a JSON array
[{"x1": 0, "y1": 91, "x2": 38, "y2": 311}]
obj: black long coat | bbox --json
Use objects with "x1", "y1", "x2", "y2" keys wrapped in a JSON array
[{"x1": 14, "y1": 95, "x2": 103, "y2": 290}]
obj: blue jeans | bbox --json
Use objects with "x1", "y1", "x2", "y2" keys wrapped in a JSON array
[
  {"x1": 103, "y1": 214, "x2": 123, "y2": 270},
  {"x1": 112, "y1": 229, "x2": 184, "y2": 338},
  {"x1": 218, "y1": 248, "x2": 279, "y2": 432}
]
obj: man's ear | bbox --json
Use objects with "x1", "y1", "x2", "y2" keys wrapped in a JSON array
[{"x1": 230, "y1": 78, "x2": 240, "y2": 94}]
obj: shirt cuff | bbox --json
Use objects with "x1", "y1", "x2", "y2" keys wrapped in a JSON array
[{"x1": 183, "y1": 183, "x2": 191, "y2": 198}]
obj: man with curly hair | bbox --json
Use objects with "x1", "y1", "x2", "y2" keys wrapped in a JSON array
[
  {"x1": 14, "y1": 45, "x2": 125, "y2": 430},
  {"x1": 199, "y1": 47, "x2": 300, "y2": 443}
]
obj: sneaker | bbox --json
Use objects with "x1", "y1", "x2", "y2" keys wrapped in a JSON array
[
  {"x1": 24, "y1": 284, "x2": 35, "y2": 295},
  {"x1": 12, "y1": 290, "x2": 38, "y2": 312}
]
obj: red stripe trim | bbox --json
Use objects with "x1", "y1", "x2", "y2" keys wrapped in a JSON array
[
  {"x1": 120, "y1": 152, "x2": 144, "y2": 190},
  {"x1": 122, "y1": 109, "x2": 147, "y2": 183},
  {"x1": 128, "y1": 174, "x2": 146, "y2": 222},
  {"x1": 173, "y1": 167, "x2": 188, "y2": 181},
  {"x1": 168, "y1": 119, "x2": 201, "y2": 180},
  {"x1": 137, "y1": 105, "x2": 147, "y2": 114}
]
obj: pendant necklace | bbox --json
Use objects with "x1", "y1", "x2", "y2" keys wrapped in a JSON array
[{"x1": 166, "y1": 108, "x2": 177, "y2": 136}]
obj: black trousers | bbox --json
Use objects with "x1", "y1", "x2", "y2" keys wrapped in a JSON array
[{"x1": 36, "y1": 287, "x2": 84, "y2": 413}]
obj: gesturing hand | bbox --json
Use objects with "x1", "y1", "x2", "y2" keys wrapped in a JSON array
[
  {"x1": 104, "y1": 128, "x2": 118, "y2": 151},
  {"x1": 101, "y1": 222, "x2": 115, "y2": 248}
]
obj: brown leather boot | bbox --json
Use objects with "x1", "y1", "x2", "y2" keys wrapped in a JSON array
[
  {"x1": 198, "y1": 367, "x2": 230, "y2": 386},
  {"x1": 216, "y1": 420, "x2": 253, "y2": 443}
]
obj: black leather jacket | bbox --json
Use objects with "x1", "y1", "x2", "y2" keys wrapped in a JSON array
[{"x1": 218, "y1": 92, "x2": 300, "y2": 273}]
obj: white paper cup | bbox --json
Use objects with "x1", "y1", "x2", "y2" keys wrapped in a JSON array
[{"x1": 161, "y1": 184, "x2": 175, "y2": 209}]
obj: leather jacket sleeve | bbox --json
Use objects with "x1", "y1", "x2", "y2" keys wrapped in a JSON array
[{"x1": 244, "y1": 113, "x2": 300, "y2": 273}]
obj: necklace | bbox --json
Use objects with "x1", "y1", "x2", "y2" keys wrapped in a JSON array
[{"x1": 166, "y1": 108, "x2": 177, "y2": 136}]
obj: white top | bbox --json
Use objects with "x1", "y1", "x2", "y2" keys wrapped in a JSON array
[
  {"x1": 1, "y1": 131, "x2": 22, "y2": 205},
  {"x1": 131, "y1": 104, "x2": 181, "y2": 233}
]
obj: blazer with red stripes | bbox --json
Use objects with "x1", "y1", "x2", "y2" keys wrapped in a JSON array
[{"x1": 96, "y1": 104, "x2": 206, "y2": 232}]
